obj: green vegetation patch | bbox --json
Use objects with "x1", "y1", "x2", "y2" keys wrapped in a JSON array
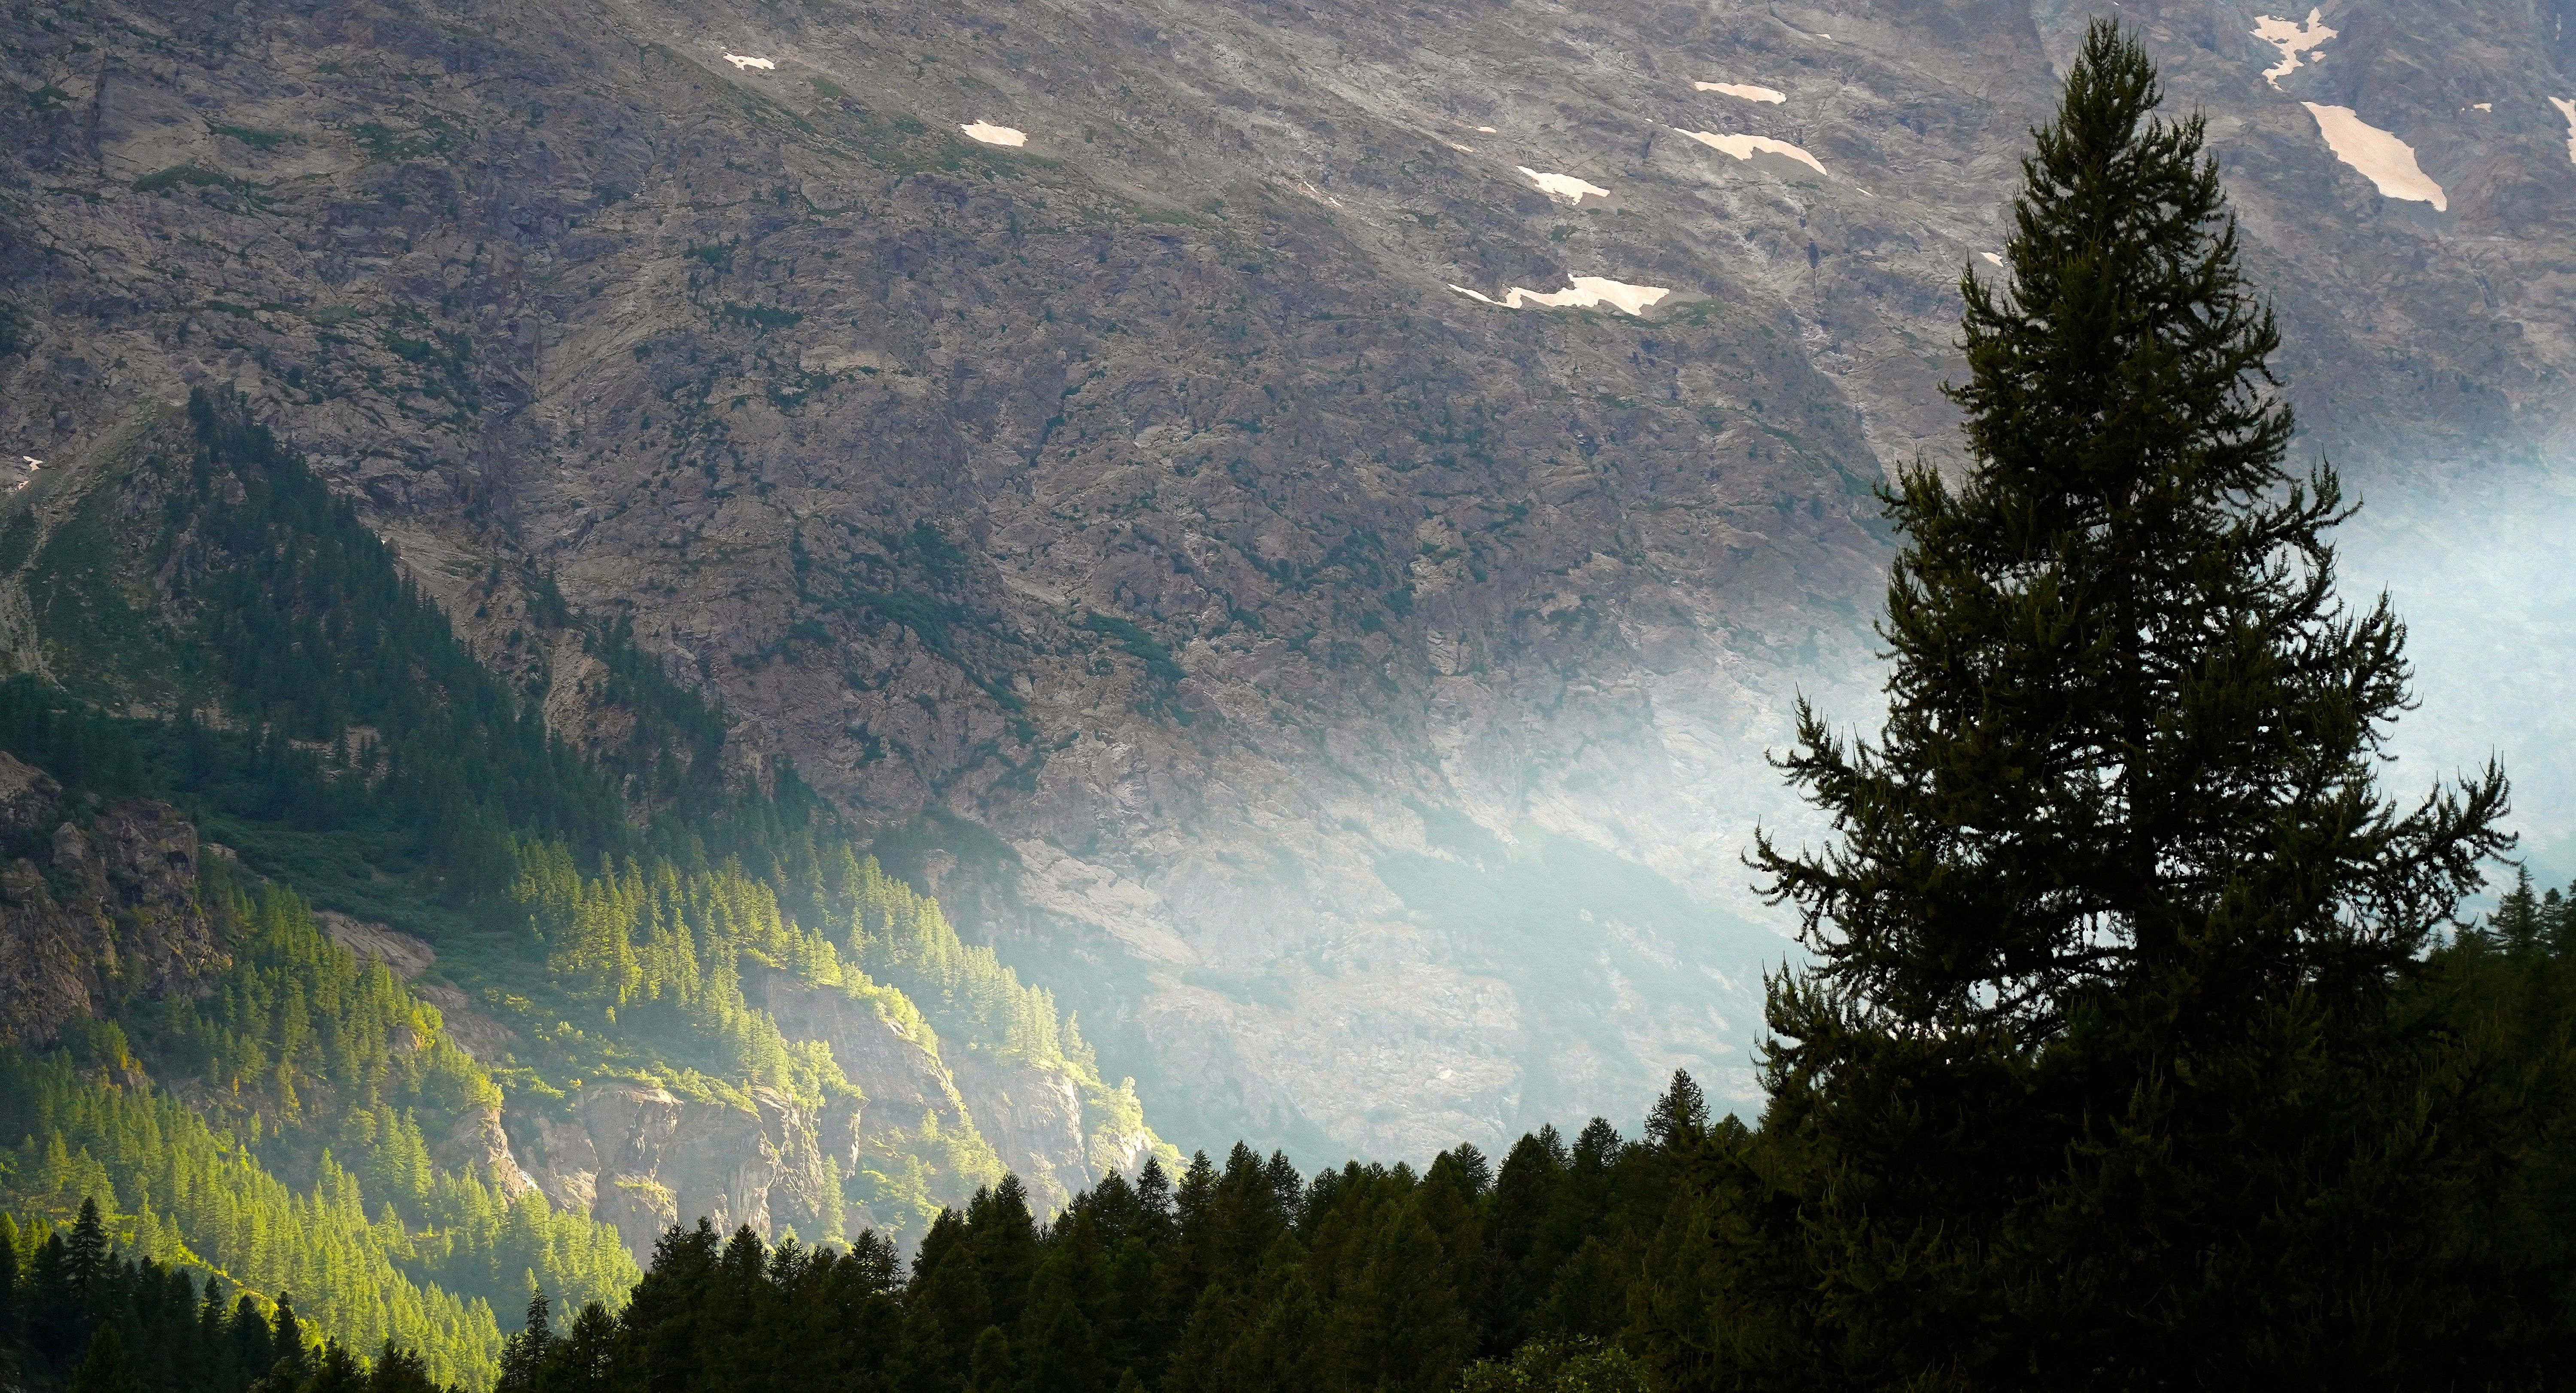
[
  {"x1": 347, "y1": 119, "x2": 460, "y2": 163},
  {"x1": 208, "y1": 122, "x2": 291, "y2": 150},
  {"x1": 720, "y1": 301, "x2": 804, "y2": 333},
  {"x1": 131, "y1": 164, "x2": 259, "y2": 200}
]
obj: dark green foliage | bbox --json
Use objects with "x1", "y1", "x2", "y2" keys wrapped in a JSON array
[
  {"x1": 0, "y1": 1197, "x2": 466, "y2": 1393},
  {"x1": 207, "y1": 125, "x2": 290, "y2": 152},
  {"x1": 486, "y1": 1124, "x2": 1589, "y2": 1393},
  {"x1": 1695, "y1": 21, "x2": 2531, "y2": 1389},
  {"x1": 68, "y1": 1324, "x2": 139, "y2": 1393},
  {"x1": 131, "y1": 167, "x2": 256, "y2": 199},
  {"x1": 346, "y1": 122, "x2": 456, "y2": 164}
]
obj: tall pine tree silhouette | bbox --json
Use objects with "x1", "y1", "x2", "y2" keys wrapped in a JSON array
[{"x1": 1728, "y1": 20, "x2": 2513, "y2": 1389}]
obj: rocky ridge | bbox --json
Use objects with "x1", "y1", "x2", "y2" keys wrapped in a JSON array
[{"x1": 0, "y1": 0, "x2": 2568, "y2": 1159}]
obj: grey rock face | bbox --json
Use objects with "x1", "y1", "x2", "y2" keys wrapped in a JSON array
[
  {"x1": 0, "y1": 759, "x2": 224, "y2": 1047},
  {"x1": 1, "y1": 0, "x2": 2566, "y2": 1160},
  {"x1": 501, "y1": 1078, "x2": 831, "y2": 1258},
  {"x1": 945, "y1": 1051, "x2": 1092, "y2": 1211}
]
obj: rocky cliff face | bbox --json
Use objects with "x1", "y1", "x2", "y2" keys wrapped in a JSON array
[
  {"x1": 0, "y1": 752, "x2": 223, "y2": 1045},
  {"x1": 751, "y1": 965, "x2": 1117, "y2": 1211},
  {"x1": 2, "y1": 0, "x2": 2568, "y2": 1159},
  {"x1": 500, "y1": 1078, "x2": 834, "y2": 1258}
]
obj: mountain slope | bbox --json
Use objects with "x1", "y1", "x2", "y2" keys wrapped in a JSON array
[
  {"x1": 0, "y1": 398, "x2": 1176, "y2": 1384},
  {"x1": 2, "y1": 0, "x2": 2569, "y2": 1158}
]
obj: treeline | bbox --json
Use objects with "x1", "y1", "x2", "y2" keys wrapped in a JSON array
[
  {"x1": 480, "y1": 1110, "x2": 1666, "y2": 1393},
  {"x1": 474, "y1": 900, "x2": 2576, "y2": 1393},
  {"x1": 0, "y1": 1198, "x2": 447, "y2": 1393}
]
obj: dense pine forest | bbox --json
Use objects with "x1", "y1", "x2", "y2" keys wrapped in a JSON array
[{"x1": 4, "y1": 23, "x2": 2575, "y2": 1393}]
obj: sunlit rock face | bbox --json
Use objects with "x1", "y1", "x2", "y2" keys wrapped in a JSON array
[{"x1": 1, "y1": 0, "x2": 2570, "y2": 1163}]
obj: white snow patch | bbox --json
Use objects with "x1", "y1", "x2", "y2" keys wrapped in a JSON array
[
  {"x1": 1696, "y1": 81, "x2": 1786, "y2": 103},
  {"x1": 1476, "y1": 125, "x2": 1498, "y2": 134},
  {"x1": 1448, "y1": 277, "x2": 1670, "y2": 317},
  {"x1": 2473, "y1": 103, "x2": 2493, "y2": 112},
  {"x1": 960, "y1": 121, "x2": 1027, "y2": 147},
  {"x1": 2303, "y1": 103, "x2": 2446, "y2": 209},
  {"x1": 1981, "y1": 252, "x2": 2004, "y2": 266},
  {"x1": 2552, "y1": 97, "x2": 2576, "y2": 166},
  {"x1": 1673, "y1": 128, "x2": 1828, "y2": 177},
  {"x1": 2251, "y1": 10, "x2": 2334, "y2": 89},
  {"x1": 1518, "y1": 167, "x2": 1611, "y2": 204},
  {"x1": 723, "y1": 53, "x2": 775, "y2": 70},
  {"x1": 1446, "y1": 141, "x2": 1475, "y2": 153}
]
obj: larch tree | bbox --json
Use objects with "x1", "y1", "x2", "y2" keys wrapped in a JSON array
[{"x1": 1721, "y1": 20, "x2": 2515, "y2": 1389}]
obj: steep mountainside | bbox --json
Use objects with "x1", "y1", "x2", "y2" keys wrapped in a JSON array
[
  {"x1": 0, "y1": 401, "x2": 1175, "y2": 1382},
  {"x1": 1, "y1": 0, "x2": 2569, "y2": 1158}
]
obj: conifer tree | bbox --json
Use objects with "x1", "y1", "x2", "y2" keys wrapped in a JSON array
[
  {"x1": 67, "y1": 1323, "x2": 140, "y2": 1393},
  {"x1": 498, "y1": 1286, "x2": 552, "y2": 1389},
  {"x1": 1728, "y1": 19, "x2": 2515, "y2": 1387},
  {"x1": 67, "y1": 1198, "x2": 109, "y2": 1297},
  {"x1": 0, "y1": 1213, "x2": 18, "y2": 1349},
  {"x1": 1640, "y1": 1071, "x2": 1707, "y2": 1153},
  {"x1": 269, "y1": 1295, "x2": 309, "y2": 1383},
  {"x1": 2491, "y1": 866, "x2": 2543, "y2": 955}
]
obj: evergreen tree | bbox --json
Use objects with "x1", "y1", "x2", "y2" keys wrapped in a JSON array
[
  {"x1": 2492, "y1": 866, "x2": 2543, "y2": 955},
  {"x1": 496, "y1": 1287, "x2": 551, "y2": 1390},
  {"x1": 230, "y1": 1296, "x2": 275, "y2": 1383},
  {"x1": 1722, "y1": 20, "x2": 2516, "y2": 1388},
  {"x1": 68, "y1": 1323, "x2": 141, "y2": 1393},
  {"x1": 0, "y1": 1212, "x2": 18, "y2": 1350},
  {"x1": 67, "y1": 1197, "x2": 109, "y2": 1297},
  {"x1": 1640, "y1": 1071, "x2": 1707, "y2": 1153},
  {"x1": 269, "y1": 1295, "x2": 310, "y2": 1384}
]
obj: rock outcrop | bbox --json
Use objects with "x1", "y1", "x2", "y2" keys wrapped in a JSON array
[
  {"x1": 431, "y1": 1103, "x2": 537, "y2": 1200},
  {"x1": 946, "y1": 1053, "x2": 1094, "y2": 1210},
  {"x1": 503, "y1": 1079, "x2": 835, "y2": 1258},
  {"x1": 754, "y1": 966, "x2": 1131, "y2": 1208},
  {"x1": 753, "y1": 969, "x2": 967, "y2": 1153},
  {"x1": 0, "y1": 753, "x2": 223, "y2": 1045}
]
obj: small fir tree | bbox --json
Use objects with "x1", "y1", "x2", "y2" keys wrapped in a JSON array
[{"x1": 67, "y1": 1324, "x2": 140, "y2": 1393}]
